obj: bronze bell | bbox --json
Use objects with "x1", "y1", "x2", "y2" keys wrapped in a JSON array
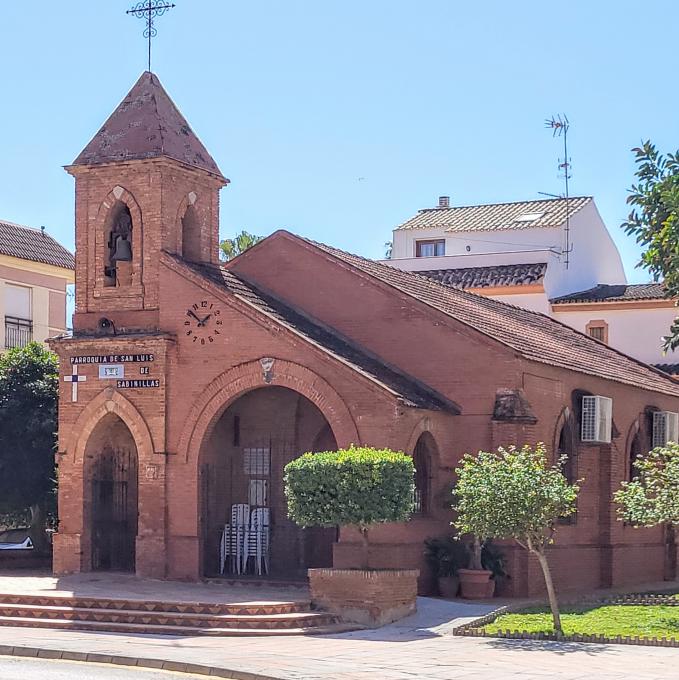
[{"x1": 112, "y1": 234, "x2": 132, "y2": 262}]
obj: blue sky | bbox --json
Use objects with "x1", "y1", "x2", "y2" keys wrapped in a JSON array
[{"x1": 1, "y1": 1, "x2": 677, "y2": 282}]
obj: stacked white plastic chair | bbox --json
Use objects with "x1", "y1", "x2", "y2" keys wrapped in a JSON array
[
  {"x1": 244, "y1": 507, "x2": 270, "y2": 575},
  {"x1": 220, "y1": 503, "x2": 250, "y2": 574}
]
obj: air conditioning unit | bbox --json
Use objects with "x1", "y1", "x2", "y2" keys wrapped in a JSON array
[
  {"x1": 581, "y1": 395, "x2": 612, "y2": 443},
  {"x1": 652, "y1": 411, "x2": 679, "y2": 448}
]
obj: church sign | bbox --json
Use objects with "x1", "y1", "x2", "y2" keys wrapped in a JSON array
[
  {"x1": 71, "y1": 354, "x2": 155, "y2": 365},
  {"x1": 116, "y1": 379, "x2": 161, "y2": 389}
]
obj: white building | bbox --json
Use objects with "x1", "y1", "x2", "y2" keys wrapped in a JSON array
[{"x1": 384, "y1": 196, "x2": 678, "y2": 374}]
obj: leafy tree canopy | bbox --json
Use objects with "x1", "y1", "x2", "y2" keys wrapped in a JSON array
[
  {"x1": 452, "y1": 443, "x2": 579, "y2": 550},
  {"x1": 284, "y1": 445, "x2": 414, "y2": 529},
  {"x1": 614, "y1": 442, "x2": 679, "y2": 527},
  {"x1": 622, "y1": 141, "x2": 679, "y2": 350},
  {"x1": 219, "y1": 230, "x2": 264, "y2": 261},
  {"x1": 0, "y1": 343, "x2": 58, "y2": 517}
]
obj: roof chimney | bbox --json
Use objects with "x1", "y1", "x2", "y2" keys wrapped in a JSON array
[{"x1": 438, "y1": 195, "x2": 450, "y2": 208}]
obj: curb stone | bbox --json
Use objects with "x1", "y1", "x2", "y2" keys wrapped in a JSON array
[{"x1": 0, "y1": 645, "x2": 282, "y2": 679}]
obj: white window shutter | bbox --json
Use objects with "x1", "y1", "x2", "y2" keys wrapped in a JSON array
[
  {"x1": 652, "y1": 411, "x2": 679, "y2": 447},
  {"x1": 581, "y1": 395, "x2": 612, "y2": 443}
]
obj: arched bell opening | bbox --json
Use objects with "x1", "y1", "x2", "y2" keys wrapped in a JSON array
[
  {"x1": 198, "y1": 386, "x2": 338, "y2": 579},
  {"x1": 104, "y1": 202, "x2": 133, "y2": 287},
  {"x1": 83, "y1": 413, "x2": 139, "y2": 571},
  {"x1": 181, "y1": 204, "x2": 202, "y2": 263}
]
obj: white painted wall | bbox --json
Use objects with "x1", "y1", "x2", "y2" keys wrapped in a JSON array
[
  {"x1": 553, "y1": 306, "x2": 679, "y2": 366},
  {"x1": 387, "y1": 199, "x2": 626, "y2": 299}
]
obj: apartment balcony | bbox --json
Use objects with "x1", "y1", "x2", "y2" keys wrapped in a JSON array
[{"x1": 5, "y1": 316, "x2": 33, "y2": 349}]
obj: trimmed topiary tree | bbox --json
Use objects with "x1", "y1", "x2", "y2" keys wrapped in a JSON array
[
  {"x1": 452, "y1": 443, "x2": 579, "y2": 636},
  {"x1": 284, "y1": 445, "x2": 415, "y2": 568}
]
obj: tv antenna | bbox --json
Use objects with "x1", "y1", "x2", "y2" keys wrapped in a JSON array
[{"x1": 545, "y1": 114, "x2": 572, "y2": 269}]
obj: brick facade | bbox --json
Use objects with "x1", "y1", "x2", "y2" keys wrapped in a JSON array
[{"x1": 49, "y1": 73, "x2": 679, "y2": 598}]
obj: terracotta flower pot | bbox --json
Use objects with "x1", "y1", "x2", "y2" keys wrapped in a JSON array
[
  {"x1": 458, "y1": 569, "x2": 494, "y2": 599},
  {"x1": 437, "y1": 575, "x2": 460, "y2": 598}
]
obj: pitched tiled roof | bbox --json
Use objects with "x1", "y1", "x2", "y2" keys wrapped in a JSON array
[
  {"x1": 396, "y1": 196, "x2": 592, "y2": 232},
  {"x1": 654, "y1": 363, "x2": 679, "y2": 377},
  {"x1": 419, "y1": 262, "x2": 547, "y2": 290},
  {"x1": 551, "y1": 283, "x2": 668, "y2": 304},
  {"x1": 172, "y1": 256, "x2": 457, "y2": 412},
  {"x1": 0, "y1": 220, "x2": 74, "y2": 270},
  {"x1": 73, "y1": 72, "x2": 225, "y2": 179},
  {"x1": 306, "y1": 238, "x2": 679, "y2": 397}
]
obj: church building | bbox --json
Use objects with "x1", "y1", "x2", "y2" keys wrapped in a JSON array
[{"x1": 50, "y1": 72, "x2": 679, "y2": 597}]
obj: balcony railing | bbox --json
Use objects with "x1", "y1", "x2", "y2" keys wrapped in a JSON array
[{"x1": 5, "y1": 316, "x2": 33, "y2": 349}]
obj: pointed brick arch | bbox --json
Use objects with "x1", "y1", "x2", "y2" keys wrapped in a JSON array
[
  {"x1": 68, "y1": 388, "x2": 156, "y2": 465},
  {"x1": 95, "y1": 186, "x2": 144, "y2": 289},
  {"x1": 178, "y1": 358, "x2": 360, "y2": 463}
]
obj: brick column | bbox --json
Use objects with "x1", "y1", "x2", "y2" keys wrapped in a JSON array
[{"x1": 136, "y1": 457, "x2": 167, "y2": 578}]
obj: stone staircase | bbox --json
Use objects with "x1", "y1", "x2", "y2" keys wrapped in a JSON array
[{"x1": 0, "y1": 593, "x2": 352, "y2": 636}]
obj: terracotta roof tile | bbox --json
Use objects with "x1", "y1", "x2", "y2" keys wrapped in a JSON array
[
  {"x1": 73, "y1": 72, "x2": 225, "y2": 178},
  {"x1": 0, "y1": 220, "x2": 74, "y2": 270},
  {"x1": 551, "y1": 283, "x2": 668, "y2": 304},
  {"x1": 175, "y1": 256, "x2": 457, "y2": 412},
  {"x1": 396, "y1": 196, "x2": 591, "y2": 232},
  {"x1": 419, "y1": 262, "x2": 547, "y2": 289},
  {"x1": 307, "y1": 239, "x2": 679, "y2": 397}
]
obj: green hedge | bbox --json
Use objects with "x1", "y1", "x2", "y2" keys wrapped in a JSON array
[{"x1": 284, "y1": 445, "x2": 415, "y2": 529}]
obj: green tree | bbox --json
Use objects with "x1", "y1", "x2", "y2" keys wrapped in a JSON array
[
  {"x1": 0, "y1": 343, "x2": 58, "y2": 552},
  {"x1": 622, "y1": 141, "x2": 679, "y2": 350},
  {"x1": 614, "y1": 442, "x2": 679, "y2": 528},
  {"x1": 452, "y1": 443, "x2": 579, "y2": 636},
  {"x1": 219, "y1": 230, "x2": 264, "y2": 261},
  {"x1": 284, "y1": 445, "x2": 414, "y2": 568}
]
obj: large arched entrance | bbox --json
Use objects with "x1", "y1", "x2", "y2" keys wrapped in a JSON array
[
  {"x1": 199, "y1": 386, "x2": 338, "y2": 579},
  {"x1": 84, "y1": 413, "x2": 139, "y2": 572}
]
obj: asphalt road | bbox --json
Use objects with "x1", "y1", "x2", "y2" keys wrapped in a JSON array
[{"x1": 0, "y1": 657, "x2": 207, "y2": 679}]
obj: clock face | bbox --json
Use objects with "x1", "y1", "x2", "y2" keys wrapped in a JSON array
[{"x1": 184, "y1": 299, "x2": 223, "y2": 345}]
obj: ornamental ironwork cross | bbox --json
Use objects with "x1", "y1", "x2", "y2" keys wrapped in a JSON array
[
  {"x1": 64, "y1": 365, "x2": 87, "y2": 403},
  {"x1": 126, "y1": 1, "x2": 176, "y2": 72}
]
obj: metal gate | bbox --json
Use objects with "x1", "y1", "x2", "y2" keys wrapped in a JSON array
[
  {"x1": 91, "y1": 446, "x2": 138, "y2": 571},
  {"x1": 201, "y1": 436, "x2": 334, "y2": 579}
]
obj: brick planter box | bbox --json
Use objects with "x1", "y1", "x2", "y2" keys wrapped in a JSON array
[{"x1": 308, "y1": 568, "x2": 419, "y2": 627}]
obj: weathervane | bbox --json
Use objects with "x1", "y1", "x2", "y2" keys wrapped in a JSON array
[
  {"x1": 545, "y1": 114, "x2": 572, "y2": 269},
  {"x1": 127, "y1": 1, "x2": 176, "y2": 72}
]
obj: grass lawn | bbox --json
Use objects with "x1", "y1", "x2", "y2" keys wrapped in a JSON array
[{"x1": 483, "y1": 604, "x2": 679, "y2": 639}]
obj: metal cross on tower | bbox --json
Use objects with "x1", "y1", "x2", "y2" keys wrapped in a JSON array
[{"x1": 126, "y1": 1, "x2": 176, "y2": 72}]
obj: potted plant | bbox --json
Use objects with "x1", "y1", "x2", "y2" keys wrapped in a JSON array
[
  {"x1": 424, "y1": 536, "x2": 467, "y2": 598},
  {"x1": 457, "y1": 536, "x2": 495, "y2": 599},
  {"x1": 285, "y1": 445, "x2": 416, "y2": 626}
]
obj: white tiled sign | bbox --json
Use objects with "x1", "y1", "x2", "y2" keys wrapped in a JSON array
[{"x1": 99, "y1": 364, "x2": 125, "y2": 379}]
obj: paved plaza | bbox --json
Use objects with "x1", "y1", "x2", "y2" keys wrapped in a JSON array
[{"x1": 0, "y1": 591, "x2": 675, "y2": 679}]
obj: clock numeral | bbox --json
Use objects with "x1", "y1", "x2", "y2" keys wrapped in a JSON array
[
  {"x1": 214, "y1": 309, "x2": 221, "y2": 316},
  {"x1": 216, "y1": 320, "x2": 223, "y2": 326},
  {"x1": 201, "y1": 338, "x2": 206, "y2": 345},
  {"x1": 184, "y1": 320, "x2": 190, "y2": 326},
  {"x1": 201, "y1": 300, "x2": 208, "y2": 308},
  {"x1": 209, "y1": 336, "x2": 214, "y2": 342},
  {"x1": 214, "y1": 330, "x2": 221, "y2": 335},
  {"x1": 193, "y1": 336, "x2": 198, "y2": 342},
  {"x1": 186, "y1": 330, "x2": 192, "y2": 336},
  {"x1": 192, "y1": 304, "x2": 198, "y2": 310}
]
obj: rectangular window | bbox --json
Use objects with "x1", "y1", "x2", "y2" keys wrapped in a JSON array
[
  {"x1": 415, "y1": 239, "x2": 445, "y2": 258},
  {"x1": 4, "y1": 316, "x2": 33, "y2": 349},
  {"x1": 5, "y1": 284, "x2": 31, "y2": 320},
  {"x1": 243, "y1": 447, "x2": 270, "y2": 476},
  {"x1": 586, "y1": 320, "x2": 608, "y2": 344}
]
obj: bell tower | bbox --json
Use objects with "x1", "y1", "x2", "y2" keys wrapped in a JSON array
[{"x1": 67, "y1": 71, "x2": 228, "y2": 332}]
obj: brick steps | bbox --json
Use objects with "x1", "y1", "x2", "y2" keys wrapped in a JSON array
[{"x1": 0, "y1": 594, "x2": 345, "y2": 636}]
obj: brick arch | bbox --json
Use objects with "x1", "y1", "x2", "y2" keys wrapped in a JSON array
[
  {"x1": 174, "y1": 192, "x2": 197, "y2": 255},
  {"x1": 178, "y1": 358, "x2": 360, "y2": 463},
  {"x1": 553, "y1": 406, "x2": 575, "y2": 455},
  {"x1": 625, "y1": 418, "x2": 642, "y2": 481},
  {"x1": 405, "y1": 416, "x2": 436, "y2": 454},
  {"x1": 95, "y1": 186, "x2": 144, "y2": 288},
  {"x1": 68, "y1": 388, "x2": 156, "y2": 465}
]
